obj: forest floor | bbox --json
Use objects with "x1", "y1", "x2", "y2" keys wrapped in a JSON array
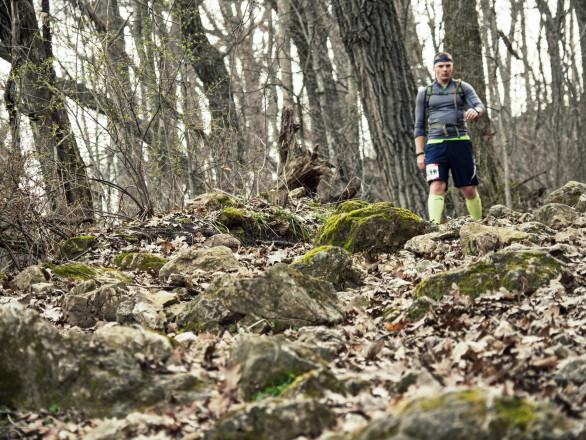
[{"x1": 1, "y1": 195, "x2": 585, "y2": 439}]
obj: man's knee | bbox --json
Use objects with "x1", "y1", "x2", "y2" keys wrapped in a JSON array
[
  {"x1": 429, "y1": 180, "x2": 447, "y2": 195},
  {"x1": 460, "y1": 185, "x2": 478, "y2": 199}
]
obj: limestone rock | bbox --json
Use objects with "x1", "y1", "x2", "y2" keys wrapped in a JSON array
[
  {"x1": 95, "y1": 325, "x2": 173, "y2": 362},
  {"x1": 404, "y1": 233, "x2": 451, "y2": 256},
  {"x1": 515, "y1": 221, "x2": 557, "y2": 240},
  {"x1": 113, "y1": 253, "x2": 167, "y2": 271},
  {"x1": 178, "y1": 264, "x2": 344, "y2": 333},
  {"x1": 203, "y1": 398, "x2": 336, "y2": 440},
  {"x1": 116, "y1": 294, "x2": 167, "y2": 331},
  {"x1": 30, "y1": 283, "x2": 55, "y2": 295},
  {"x1": 13, "y1": 266, "x2": 49, "y2": 291},
  {"x1": 280, "y1": 368, "x2": 345, "y2": 399},
  {"x1": 0, "y1": 302, "x2": 208, "y2": 417},
  {"x1": 290, "y1": 246, "x2": 362, "y2": 290},
  {"x1": 488, "y1": 204, "x2": 523, "y2": 220},
  {"x1": 159, "y1": 246, "x2": 240, "y2": 280},
  {"x1": 63, "y1": 284, "x2": 127, "y2": 328},
  {"x1": 229, "y1": 335, "x2": 327, "y2": 401},
  {"x1": 575, "y1": 193, "x2": 586, "y2": 213},
  {"x1": 460, "y1": 223, "x2": 531, "y2": 256},
  {"x1": 341, "y1": 389, "x2": 586, "y2": 440},
  {"x1": 554, "y1": 354, "x2": 586, "y2": 385},
  {"x1": 144, "y1": 290, "x2": 179, "y2": 308},
  {"x1": 185, "y1": 192, "x2": 233, "y2": 212},
  {"x1": 289, "y1": 187, "x2": 307, "y2": 199},
  {"x1": 82, "y1": 412, "x2": 170, "y2": 440},
  {"x1": 414, "y1": 250, "x2": 563, "y2": 300},
  {"x1": 315, "y1": 202, "x2": 428, "y2": 253},
  {"x1": 46, "y1": 263, "x2": 133, "y2": 285},
  {"x1": 535, "y1": 203, "x2": 578, "y2": 230},
  {"x1": 59, "y1": 235, "x2": 96, "y2": 259},
  {"x1": 295, "y1": 326, "x2": 346, "y2": 362},
  {"x1": 205, "y1": 234, "x2": 241, "y2": 250},
  {"x1": 544, "y1": 181, "x2": 586, "y2": 207},
  {"x1": 407, "y1": 296, "x2": 441, "y2": 321}
]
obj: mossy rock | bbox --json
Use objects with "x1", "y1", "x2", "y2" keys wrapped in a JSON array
[
  {"x1": 460, "y1": 223, "x2": 531, "y2": 256},
  {"x1": 543, "y1": 181, "x2": 586, "y2": 207},
  {"x1": 185, "y1": 192, "x2": 233, "y2": 212},
  {"x1": 344, "y1": 388, "x2": 583, "y2": 440},
  {"x1": 333, "y1": 200, "x2": 370, "y2": 215},
  {"x1": 59, "y1": 236, "x2": 96, "y2": 259},
  {"x1": 290, "y1": 246, "x2": 362, "y2": 290},
  {"x1": 535, "y1": 203, "x2": 578, "y2": 230},
  {"x1": 45, "y1": 263, "x2": 133, "y2": 285},
  {"x1": 414, "y1": 250, "x2": 563, "y2": 300},
  {"x1": 217, "y1": 207, "x2": 244, "y2": 227},
  {"x1": 315, "y1": 202, "x2": 427, "y2": 253},
  {"x1": 113, "y1": 253, "x2": 167, "y2": 271}
]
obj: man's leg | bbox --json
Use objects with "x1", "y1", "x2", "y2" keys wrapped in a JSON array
[
  {"x1": 428, "y1": 180, "x2": 447, "y2": 224},
  {"x1": 461, "y1": 185, "x2": 482, "y2": 220}
]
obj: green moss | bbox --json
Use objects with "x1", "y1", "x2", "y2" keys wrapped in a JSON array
[
  {"x1": 379, "y1": 306, "x2": 400, "y2": 321},
  {"x1": 113, "y1": 253, "x2": 167, "y2": 271},
  {"x1": 60, "y1": 236, "x2": 96, "y2": 258},
  {"x1": 333, "y1": 200, "x2": 371, "y2": 215},
  {"x1": 292, "y1": 245, "x2": 332, "y2": 264},
  {"x1": 251, "y1": 370, "x2": 297, "y2": 401},
  {"x1": 414, "y1": 251, "x2": 562, "y2": 300},
  {"x1": 45, "y1": 262, "x2": 97, "y2": 280},
  {"x1": 493, "y1": 398, "x2": 536, "y2": 433},
  {"x1": 213, "y1": 192, "x2": 233, "y2": 207},
  {"x1": 315, "y1": 202, "x2": 425, "y2": 253},
  {"x1": 218, "y1": 207, "x2": 244, "y2": 227}
]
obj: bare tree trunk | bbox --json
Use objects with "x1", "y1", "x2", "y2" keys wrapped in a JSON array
[
  {"x1": 1, "y1": 0, "x2": 93, "y2": 220},
  {"x1": 442, "y1": 0, "x2": 501, "y2": 206},
  {"x1": 332, "y1": 0, "x2": 427, "y2": 214},
  {"x1": 278, "y1": 0, "x2": 295, "y2": 108},
  {"x1": 572, "y1": 0, "x2": 586, "y2": 179}
]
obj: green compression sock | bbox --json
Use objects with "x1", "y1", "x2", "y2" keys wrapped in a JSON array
[
  {"x1": 466, "y1": 195, "x2": 482, "y2": 220},
  {"x1": 428, "y1": 194, "x2": 445, "y2": 224}
]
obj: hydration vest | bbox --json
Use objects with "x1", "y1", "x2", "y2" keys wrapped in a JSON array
[{"x1": 424, "y1": 79, "x2": 467, "y2": 137}]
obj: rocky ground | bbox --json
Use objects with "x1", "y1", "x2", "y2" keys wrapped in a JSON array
[{"x1": 1, "y1": 185, "x2": 586, "y2": 439}]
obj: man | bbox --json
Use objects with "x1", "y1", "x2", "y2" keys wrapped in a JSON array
[{"x1": 414, "y1": 52, "x2": 485, "y2": 224}]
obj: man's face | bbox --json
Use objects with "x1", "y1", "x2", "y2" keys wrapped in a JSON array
[{"x1": 434, "y1": 62, "x2": 453, "y2": 82}]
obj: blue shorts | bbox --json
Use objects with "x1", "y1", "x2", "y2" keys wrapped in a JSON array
[{"x1": 424, "y1": 139, "x2": 479, "y2": 187}]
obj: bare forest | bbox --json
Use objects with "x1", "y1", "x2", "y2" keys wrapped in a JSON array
[{"x1": 0, "y1": 0, "x2": 584, "y2": 226}]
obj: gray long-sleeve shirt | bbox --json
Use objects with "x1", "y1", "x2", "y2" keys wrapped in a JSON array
[{"x1": 414, "y1": 78, "x2": 485, "y2": 140}]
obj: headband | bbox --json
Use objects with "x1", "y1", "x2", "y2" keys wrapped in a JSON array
[{"x1": 434, "y1": 56, "x2": 453, "y2": 64}]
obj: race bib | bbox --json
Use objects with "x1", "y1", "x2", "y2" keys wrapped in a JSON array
[{"x1": 426, "y1": 163, "x2": 440, "y2": 181}]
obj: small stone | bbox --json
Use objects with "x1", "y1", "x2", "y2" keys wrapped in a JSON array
[
  {"x1": 13, "y1": 266, "x2": 49, "y2": 291},
  {"x1": 30, "y1": 282, "x2": 55, "y2": 294},
  {"x1": 204, "y1": 234, "x2": 241, "y2": 250}
]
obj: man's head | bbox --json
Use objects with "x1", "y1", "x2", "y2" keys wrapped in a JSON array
[{"x1": 433, "y1": 52, "x2": 453, "y2": 83}]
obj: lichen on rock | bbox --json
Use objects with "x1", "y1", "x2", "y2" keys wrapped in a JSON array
[
  {"x1": 59, "y1": 235, "x2": 96, "y2": 259},
  {"x1": 290, "y1": 245, "x2": 362, "y2": 289},
  {"x1": 414, "y1": 249, "x2": 563, "y2": 300},
  {"x1": 314, "y1": 202, "x2": 428, "y2": 253},
  {"x1": 217, "y1": 207, "x2": 245, "y2": 227},
  {"x1": 45, "y1": 262, "x2": 133, "y2": 285},
  {"x1": 113, "y1": 253, "x2": 167, "y2": 271},
  {"x1": 460, "y1": 223, "x2": 531, "y2": 256},
  {"x1": 159, "y1": 246, "x2": 240, "y2": 280}
]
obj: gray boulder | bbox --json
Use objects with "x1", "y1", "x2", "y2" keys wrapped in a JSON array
[
  {"x1": 205, "y1": 234, "x2": 241, "y2": 250},
  {"x1": 414, "y1": 250, "x2": 563, "y2": 300},
  {"x1": 535, "y1": 203, "x2": 578, "y2": 230},
  {"x1": 203, "y1": 398, "x2": 336, "y2": 440},
  {"x1": 13, "y1": 266, "x2": 49, "y2": 291},
  {"x1": 460, "y1": 223, "x2": 531, "y2": 256},
  {"x1": 230, "y1": 335, "x2": 327, "y2": 401},
  {"x1": 63, "y1": 283, "x2": 127, "y2": 328},
  {"x1": 95, "y1": 326, "x2": 173, "y2": 362},
  {"x1": 488, "y1": 204, "x2": 523, "y2": 220},
  {"x1": 159, "y1": 246, "x2": 240, "y2": 280},
  {"x1": 404, "y1": 233, "x2": 451, "y2": 257},
  {"x1": 116, "y1": 294, "x2": 167, "y2": 331},
  {"x1": 177, "y1": 264, "x2": 344, "y2": 333},
  {"x1": 290, "y1": 246, "x2": 362, "y2": 289},
  {"x1": 339, "y1": 389, "x2": 586, "y2": 440},
  {"x1": 296, "y1": 326, "x2": 346, "y2": 361},
  {"x1": 0, "y1": 303, "x2": 208, "y2": 417},
  {"x1": 543, "y1": 181, "x2": 586, "y2": 207}
]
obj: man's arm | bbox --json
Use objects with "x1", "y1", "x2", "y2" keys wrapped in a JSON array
[
  {"x1": 415, "y1": 136, "x2": 426, "y2": 171},
  {"x1": 461, "y1": 81, "x2": 485, "y2": 120}
]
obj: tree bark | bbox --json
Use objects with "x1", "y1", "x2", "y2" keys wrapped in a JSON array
[
  {"x1": 0, "y1": 0, "x2": 93, "y2": 220},
  {"x1": 331, "y1": 0, "x2": 427, "y2": 214},
  {"x1": 442, "y1": 0, "x2": 501, "y2": 206}
]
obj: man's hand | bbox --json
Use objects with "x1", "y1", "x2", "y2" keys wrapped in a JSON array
[
  {"x1": 464, "y1": 108, "x2": 480, "y2": 121},
  {"x1": 417, "y1": 154, "x2": 425, "y2": 170}
]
